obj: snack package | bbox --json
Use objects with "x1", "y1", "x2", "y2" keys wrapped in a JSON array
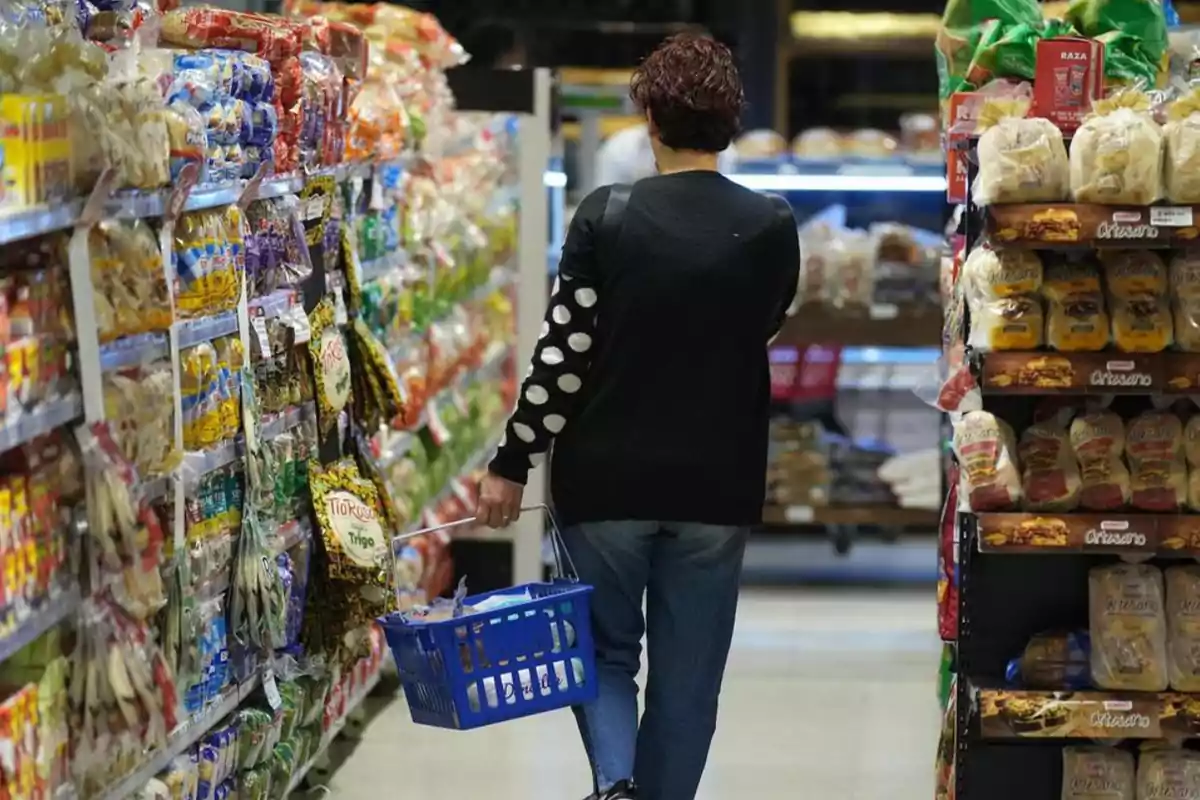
[
  {"x1": 953, "y1": 411, "x2": 1021, "y2": 511},
  {"x1": 1136, "y1": 746, "x2": 1200, "y2": 800},
  {"x1": 1103, "y1": 252, "x2": 1173, "y2": 352},
  {"x1": 307, "y1": 298, "x2": 352, "y2": 440},
  {"x1": 1125, "y1": 410, "x2": 1186, "y2": 512},
  {"x1": 974, "y1": 98, "x2": 1070, "y2": 205},
  {"x1": 1089, "y1": 563, "x2": 1168, "y2": 692},
  {"x1": 1006, "y1": 630, "x2": 1092, "y2": 690},
  {"x1": 963, "y1": 246, "x2": 1045, "y2": 351},
  {"x1": 1172, "y1": 251, "x2": 1200, "y2": 351},
  {"x1": 1061, "y1": 747, "x2": 1135, "y2": 800},
  {"x1": 1070, "y1": 409, "x2": 1132, "y2": 510},
  {"x1": 1166, "y1": 565, "x2": 1200, "y2": 691},
  {"x1": 1070, "y1": 90, "x2": 1164, "y2": 205},
  {"x1": 1185, "y1": 414, "x2": 1200, "y2": 510},
  {"x1": 1043, "y1": 261, "x2": 1110, "y2": 352},
  {"x1": 1164, "y1": 90, "x2": 1200, "y2": 203},
  {"x1": 1101, "y1": 251, "x2": 1167, "y2": 300},
  {"x1": 1019, "y1": 412, "x2": 1082, "y2": 511}
]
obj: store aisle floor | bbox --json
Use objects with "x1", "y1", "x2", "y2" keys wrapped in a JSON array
[{"x1": 324, "y1": 589, "x2": 940, "y2": 799}]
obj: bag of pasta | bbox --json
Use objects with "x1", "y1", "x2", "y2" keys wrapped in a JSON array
[
  {"x1": 1043, "y1": 261, "x2": 1110, "y2": 352},
  {"x1": 1089, "y1": 563, "x2": 1168, "y2": 692},
  {"x1": 1166, "y1": 565, "x2": 1200, "y2": 691},
  {"x1": 1070, "y1": 89, "x2": 1164, "y2": 205},
  {"x1": 1164, "y1": 89, "x2": 1200, "y2": 203},
  {"x1": 974, "y1": 97, "x2": 1070, "y2": 205}
]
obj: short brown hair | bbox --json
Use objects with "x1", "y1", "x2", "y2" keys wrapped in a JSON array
[{"x1": 630, "y1": 33, "x2": 744, "y2": 153}]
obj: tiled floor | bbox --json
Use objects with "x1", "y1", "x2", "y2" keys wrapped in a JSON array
[{"x1": 317, "y1": 589, "x2": 941, "y2": 799}]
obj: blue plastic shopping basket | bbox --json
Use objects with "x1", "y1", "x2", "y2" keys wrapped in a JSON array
[{"x1": 378, "y1": 504, "x2": 597, "y2": 730}]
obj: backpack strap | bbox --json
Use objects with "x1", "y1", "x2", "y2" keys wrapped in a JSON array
[{"x1": 598, "y1": 183, "x2": 632, "y2": 258}]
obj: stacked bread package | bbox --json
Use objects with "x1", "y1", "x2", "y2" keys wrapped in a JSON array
[
  {"x1": 974, "y1": 98, "x2": 1070, "y2": 205},
  {"x1": 1089, "y1": 563, "x2": 1168, "y2": 692},
  {"x1": 1019, "y1": 410, "x2": 1081, "y2": 511},
  {"x1": 1124, "y1": 409, "x2": 1186, "y2": 512},
  {"x1": 1044, "y1": 261, "x2": 1110, "y2": 352},
  {"x1": 1166, "y1": 565, "x2": 1200, "y2": 691},
  {"x1": 1101, "y1": 251, "x2": 1173, "y2": 353},
  {"x1": 1185, "y1": 415, "x2": 1200, "y2": 510},
  {"x1": 1070, "y1": 410, "x2": 1132, "y2": 511},
  {"x1": 1136, "y1": 747, "x2": 1200, "y2": 799},
  {"x1": 1070, "y1": 91, "x2": 1163, "y2": 206},
  {"x1": 963, "y1": 246, "x2": 1044, "y2": 352},
  {"x1": 953, "y1": 411, "x2": 1021, "y2": 511},
  {"x1": 1172, "y1": 251, "x2": 1200, "y2": 351},
  {"x1": 1164, "y1": 90, "x2": 1200, "y2": 203},
  {"x1": 1061, "y1": 747, "x2": 1135, "y2": 800}
]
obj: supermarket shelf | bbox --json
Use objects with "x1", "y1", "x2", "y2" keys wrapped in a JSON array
[
  {"x1": 0, "y1": 585, "x2": 80, "y2": 665},
  {"x1": 142, "y1": 474, "x2": 172, "y2": 504},
  {"x1": 0, "y1": 394, "x2": 83, "y2": 453},
  {"x1": 774, "y1": 304, "x2": 941, "y2": 348},
  {"x1": 248, "y1": 289, "x2": 301, "y2": 320},
  {"x1": 0, "y1": 200, "x2": 84, "y2": 246},
  {"x1": 985, "y1": 203, "x2": 1200, "y2": 248},
  {"x1": 94, "y1": 676, "x2": 261, "y2": 800},
  {"x1": 974, "y1": 350, "x2": 1200, "y2": 394},
  {"x1": 272, "y1": 517, "x2": 312, "y2": 553},
  {"x1": 100, "y1": 333, "x2": 170, "y2": 372},
  {"x1": 182, "y1": 437, "x2": 245, "y2": 488},
  {"x1": 762, "y1": 503, "x2": 939, "y2": 527},
  {"x1": 284, "y1": 669, "x2": 383, "y2": 795},
  {"x1": 975, "y1": 686, "x2": 1196, "y2": 740},
  {"x1": 259, "y1": 402, "x2": 315, "y2": 440},
  {"x1": 177, "y1": 311, "x2": 240, "y2": 350},
  {"x1": 973, "y1": 511, "x2": 1200, "y2": 555}
]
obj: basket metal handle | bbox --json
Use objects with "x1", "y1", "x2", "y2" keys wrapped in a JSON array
[{"x1": 387, "y1": 503, "x2": 578, "y2": 604}]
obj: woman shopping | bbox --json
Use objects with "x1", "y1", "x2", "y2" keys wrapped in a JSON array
[{"x1": 476, "y1": 33, "x2": 800, "y2": 800}]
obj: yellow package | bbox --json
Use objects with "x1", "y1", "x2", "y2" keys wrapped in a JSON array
[
  {"x1": 968, "y1": 296, "x2": 1044, "y2": 351},
  {"x1": 963, "y1": 247, "x2": 1043, "y2": 298},
  {"x1": 1172, "y1": 251, "x2": 1200, "y2": 301},
  {"x1": 1100, "y1": 250, "x2": 1167, "y2": 299},
  {"x1": 1111, "y1": 294, "x2": 1173, "y2": 352},
  {"x1": 1046, "y1": 292, "x2": 1109, "y2": 351}
]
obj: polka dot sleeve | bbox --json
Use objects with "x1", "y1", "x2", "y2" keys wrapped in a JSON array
[{"x1": 488, "y1": 191, "x2": 606, "y2": 485}]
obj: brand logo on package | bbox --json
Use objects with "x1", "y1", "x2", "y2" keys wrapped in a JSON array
[
  {"x1": 1096, "y1": 211, "x2": 1160, "y2": 241},
  {"x1": 1090, "y1": 360, "x2": 1153, "y2": 388},
  {"x1": 1084, "y1": 519, "x2": 1148, "y2": 548}
]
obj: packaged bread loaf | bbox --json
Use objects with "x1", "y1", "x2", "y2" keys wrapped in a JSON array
[
  {"x1": 962, "y1": 246, "x2": 1045, "y2": 350},
  {"x1": 1166, "y1": 565, "x2": 1200, "y2": 691},
  {"x1": 1164, "y1": 89, "x2": 1200, "y2": 203},
  {"x1": 953, "y1": 411, "x2": 1021, "y2": 511},
  {"x1": 964, "y1": 247, "x2": 1044, "y2": 297},
  {"x1": 1070, "y1": 90, "x2": 1164, "y2": 205},
  {"x1": 1125, "y1": 410, "x2": 1187, "y2": 512},
  {"x1": 1186, "y1": 415, "x2": 1200, "y2": 510},
  {"x1": 1101, "y1": 251, "x2": 1167, "y2": 300},
  {"x1": 1044, "y1": 262, "x2": 1110, "y2": 352},
  {"x1": 1070, "y1": 409, "x2": 1131, "y2": 510},
  {"x1": 1061, "y1": 747, "x2": 1135, "y2": 800},
  {"x1": 974, "y1": 98, "x2": 1070, "y2": 205},
  {"x1": 1111, "y1": 295, "x2": 1173, "y2": 353},
  {"x1": 1019, "y1": 411, "x2": 1081, "y2": 511},
  {"x1": 1136, "y1": 746, "x2": 1200, "y2": 800},
  {"x1": 1089, "y1": 563, "x2": 1168, "y2": 692},
  {"x1": 1172, "y1": 252, "x2": 1200, "y2": 351}
]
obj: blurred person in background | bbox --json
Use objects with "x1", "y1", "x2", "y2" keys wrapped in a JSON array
[{"x1": 476, "y1": 33, "x2": 799, "y2": 800}]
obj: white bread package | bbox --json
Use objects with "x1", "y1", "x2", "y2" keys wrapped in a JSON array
[
  {"x1": 1070, "y1": 409, "x2": 1131, "y2": 511},
  {"x1": 1061, "y1": 747, "x2": 1135, "y2": 800},
  {"x1": 1070, "y1": 91, "x2": 1164, "y2": 206},
  {"x1": 1019, "y1": 412, "x2": 1082, "y2": 511},
  {"x1": 1171, "y1": 252, "x2": 1200, "y2": 351},
  {"x1": 1125, "y1": 410, "x2": 1187, "y2": 512},
  {"x1": 1164, "y1": 90, "x2": 1200, "y2": 203},
  {"x1": 974, "y1": 98, "x2": 1070, "y2": 205},
  {"x1": 1185, "y1": 415, "x2": 1200, "y2": 510},
  {"x1": 1136, "y1": 747, "x2": 1200, "y2": 800},
  {"x1": 1110, "y1": 295, "x2": 1174, "y2": 353},
  {"x1": 963, "y1": 247, "x2": 1045, "y2": 351},
  {"x1": 1089, "y1": 563, "x2": 1168, "y2": 692},
  {"x1": 953, "y1": 411, "x2": 1021, "y2": 511},
  {"x1": 1101, "y1": 251, "x2": 1168, "y2": 300},
  {"x1": 963, "y1": 246, "x2": 1044, "y2": 298},
  {"x1": 1166, "y1": 565, "x2": 1200, "y2": 691},
  {"x1": 1044, "y1": 262, "x2": 1110, "y2": 352}
]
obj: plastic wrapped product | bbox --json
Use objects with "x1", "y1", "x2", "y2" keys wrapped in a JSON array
[
  {"x1": 953, "y1": 411, "x2": 1021, "y2": 511},
  {"x1": 1136, "y1": 747, "x2": 1200, "y2": 799},
  {"x1": 1006, "y1": 630, "x2": 1091, "y2": 690},
  {"x1": 1061, "y1": 747, "x2": 1134, "y2": 800},
  {"x1": 1164, "y1": 90, "x2": 1200, "y2": 203},
  {"x1": 1101, "y1": 251, "x2": 1167, "y2": 300},
  {"x1": 1070, "y1": 90, "x2": 1164, "y2": 205},
  {"x1": 1186, "y1": 415, "x2": 1200, "y2": 510},
  {"x1": 963, "y1": 246, "x2": 1043, "y2": 298},
  {"x1": 1125, "y1": 410, "x2": 1186, "y2": 512},
  {"x1": 974, "y1": 98, "x2": 1070, "y2": 205},
  {"x1": 968, "y1": 295, "x2": 1044, "y2": 351},
  {"x1": 1166, "y1": 565, "x2": 1200, "y2": 691},
  {"x1": 1043, "y1": 262, "x2": 1110, "y2": 352},
  {"x1": 1019, "y1": 412, "x2": 1081, "y2": 511},
  {"x1": 1089, "y1": 563, "x2": 1168, "y2": 692},
  {"x1": 734, "y1": 129, "x2": 786, "y2": 158},
  {"x1": 1070, "y1": 409, "x2": 1131, "y2": 511},
  {"x1": 791, "y1": 128, "x2": 841, "y2": 158},
  {"x1": 1110, "y1": 295, "x2": 1173, "y2": 353}
]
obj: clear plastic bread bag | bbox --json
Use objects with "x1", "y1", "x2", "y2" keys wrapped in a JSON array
[
  {"x1": 974, "y1": 98, "x2": 1070, "y2": 205},
  {"x1": 1070, "y1": 409, "x2": 1132, "y2": 510},
  {"x1": 1186, "y1": 413, "x2": 1200, "y2": 509},
  {"x1": 1125, "y1": 409, "x2": 1187, "y2": 511},
  {"x1": 1089, "y1": 563, "x2": 1168, "y2": 692},
  {"x1": 1166, "y1": 565, "x2": 1200, "y2": 690},
  {"x1": 1071, "y1": 89, "x2": 1164, "y2": 205},
  {"x1": 952, "y1": 410, "x2": 1022, "y2": 511},
  {"x1": 1019, "y1": 409, "x2": 1081, "y2": 511},
  {"x1": 1061, "y1": 747, "x2": 1134, "y2": 800},
  {"x1": 1164, "y1": 88, "x2": 1200, "y2": 203},
  {"x1": 1172, "y1": 251, "x2": 1200, "y2": 351},
  {"x1": 1137, "y1": 746, "x2": 1200, "y2": 799},
  {"x1": 963, "y1": 246, "x2": 1045, "y2": 351}
]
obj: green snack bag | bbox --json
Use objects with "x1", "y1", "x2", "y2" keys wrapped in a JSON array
[
  {"x1": 936, "y1": 0, "x2": 1042, "y2": 97},
  {"x1": 1066, "y1": 0, "x2": 1167, "y2": 84}
]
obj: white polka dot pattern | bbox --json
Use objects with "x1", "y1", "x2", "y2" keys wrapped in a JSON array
[
  {"x1": 575, "y1": 288, "x2": 597, "y2": 308},
  {"x1": 544, "y1": 414, "x2": 566, "y2": 433},
  {"x1": 567, "y1": 333, "x2": 592, "y2": 353},
  {"x1": 540, "y1": 321, "x2": 549, "y2": 339},
  {"x1": 552, "y1": 305, "x2": 571, "y2": 325},
  {"x1": 525, "y1": 385, "x2": 549, "y2": 405},
  {"x1": 558, "y1": 374, "x2": 582, "y2": 393},
  {"x1": 530, "y1": 452, "x2": 546, "y2": 467},
  {"x1": 513, "y1": 423, "x2": 536, "y2": 443},
  {"x1": 541, "y1": 347, "x2": 564, "y2": 366}
]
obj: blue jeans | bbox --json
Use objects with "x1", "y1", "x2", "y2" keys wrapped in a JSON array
[{"x1": 563, "y1": 521, "x2": 748, "y2": 800}]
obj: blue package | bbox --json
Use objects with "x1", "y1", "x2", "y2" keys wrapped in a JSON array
[
  {"x1": 1005, "y1": 630, "x2": 1091, "y2": 689},
  {"x1": 244, "y1": 102, "x2": 278, "y2": 147}
]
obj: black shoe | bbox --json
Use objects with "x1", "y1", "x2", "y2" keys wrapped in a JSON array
[{"x1": 584, "y1": 781, "x2": 637, "y2": 800}]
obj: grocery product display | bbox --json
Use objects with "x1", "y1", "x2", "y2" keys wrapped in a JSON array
[
  {"x1": 933, "y1": 0, "x2": 1200, "y2": 792},
  {"x1": 0, "y1": 3, "x2": 534, "y2": 799}
]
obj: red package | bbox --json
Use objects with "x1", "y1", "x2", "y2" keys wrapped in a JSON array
[
  {"x1": 1032, "y1": 37, "x2": 1105, "y2": 134},
  {"x1": 276, "y1": 56, "x2": 303, "y2": 109},
  {"x1": 937, "y1": 465, "x2": 958, "y2": 642},
  {"x1": 329, "y1": 22, "x2": 367, "y2": 82},
  {"x1": 303, "y1": 15, "x2": 332, "y2": 54}
]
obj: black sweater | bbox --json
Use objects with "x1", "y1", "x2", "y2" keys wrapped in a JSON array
[{"x1": 489, "y1": 171, "x2": 800, "y2": 526}]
